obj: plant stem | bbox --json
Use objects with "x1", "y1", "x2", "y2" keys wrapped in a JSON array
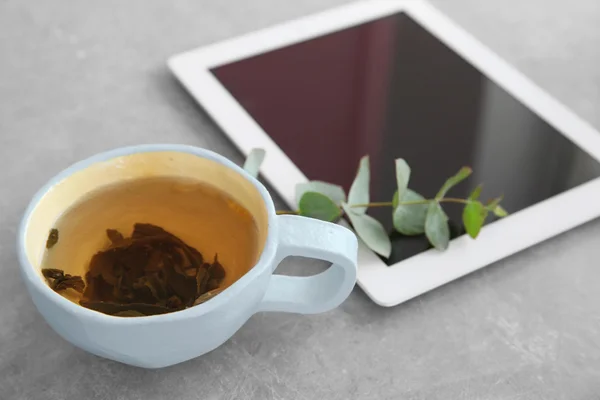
[
  {"x1": 277, "y1": 197, "x2": 472, "y2": 215},
  {"x1": 400, "y1": 197, "x2": 470, "y2": 206},
  {"x1": 349, "y1": 201, "x2": 394, "y2": 208},
  {"x1": 439, "y1": 197, "x2": 471, "y2": 205},
  {"x1": 350, "y1": 197, "x2": 470, "y2": 208}
]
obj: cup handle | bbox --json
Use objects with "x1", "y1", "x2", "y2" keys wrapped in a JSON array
[{"x1": 257, "y1": 215, "x2": 358, "y2": 314}]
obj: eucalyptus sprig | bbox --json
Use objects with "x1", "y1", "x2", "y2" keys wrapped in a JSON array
[{"x1": 243, "y1": 148, "x2": 508, "y2": 258}]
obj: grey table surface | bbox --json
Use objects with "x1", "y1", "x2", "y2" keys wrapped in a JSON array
[{"x1": 1, "y1": 0, "x2": 600, "y2": 399}]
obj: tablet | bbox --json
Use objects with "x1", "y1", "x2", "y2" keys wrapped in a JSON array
[{"x1": 168, "y1": 0, "x2": 600, "y2": 306}]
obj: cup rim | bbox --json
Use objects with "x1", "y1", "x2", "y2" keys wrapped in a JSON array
[{"x1": 17, "y1": 144, "x2": 278, "y2": 324}]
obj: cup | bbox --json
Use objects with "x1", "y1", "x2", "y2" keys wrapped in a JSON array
[{"x1": 17, "y1": 144, "x2": 358, "y2": 368}]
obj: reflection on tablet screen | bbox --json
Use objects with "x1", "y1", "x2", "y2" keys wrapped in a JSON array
[{"x1": 211, "y1": 12, "x2": 600, "y2": 264}]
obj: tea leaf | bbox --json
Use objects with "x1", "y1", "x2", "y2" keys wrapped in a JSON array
[
  {"x1": 106, "y1": 229, "x2": 124, "y2": 245},
  {"x1": 436, "y1": 167, "x2": 472, "y2": 199},
  {"x1": 342, "y1": 203, "x2": 391, "y2": 258},
  {"x1": 196, "y1": 267, "x2": 209, "y2": 295},
  {"x1": 295, "y1": 181, "x2": 346, "y2": 207},
  {"x1": 492, "y1": 205, "x2": 508, "y2": 217},
  {"x1": 166, "y1": 295, "x2": 183, "y2": 309},
  {"x1": 299, "y1": 192, "x2": 342, "y2": 222},
  {"x1": 46, "y1": 229, "x2": 59, "y2": 249},
  {"x1": 393, "y1": 189, "x2": 428, "y2": 235},
  {"x1": 113, "y1": 310, "x2": 145, "y2": 317},
  {"x1": 243, "y1": 148, "x2": 266, "y2": 178},
  {"x1": 209, "y1": 254, "x2": 226, "y2": 281},
  {"x1": 462, "y1": 201, "x2": 488, "y2": 238},
  {"x1": 425, "y1": 202, "x2": 450, "y2": 250},
  {"x1": 53, "y1": 275, "x2": 85, "y2": 293},
  {"x1": 193, "y1": 288, "x2": 225, "y2": 306},
  {"x1": 42, "y1": 268, "x2": 64, "y2": 280},
  {"x1": 348, "y1": 156, "x2": 370, "y2": 214},
  {"x1": 395, "y1": 159, "x2": 411, "y2": 200},
  {"x1": 207, "y1": 278, "x2": 220, "y2": 291},
  {"x1": 42, "y1": 268, "x2": 85, "y2": 293}
]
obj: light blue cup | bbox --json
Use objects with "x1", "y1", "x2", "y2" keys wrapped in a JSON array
[{"x1": 17, "y1": 145, "x2": 358, "y2": 368}]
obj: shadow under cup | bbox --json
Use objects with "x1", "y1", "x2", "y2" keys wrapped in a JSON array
[{"x1": 24, "y1": 150, "x2": 270, "y2": 291}]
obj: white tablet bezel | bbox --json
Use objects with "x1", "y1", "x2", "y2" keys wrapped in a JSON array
[{"x1": 168, "y1": 0, "x2": 600, "y2": 307}]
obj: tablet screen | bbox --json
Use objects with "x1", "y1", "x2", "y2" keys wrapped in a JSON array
[{"x1": 211, "y1": 12, "x2": 600, "y2": 264}]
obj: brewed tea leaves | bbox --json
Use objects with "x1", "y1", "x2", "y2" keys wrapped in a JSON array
[
  {"x1": 193, "y1": 288, "x2": 225, "y2": 306},
  {"x1": 209, "y1": 254, "x2": 226, "y2": 280},
  {"x1": 196, "y1": 266, "x2": 209, "y2": 295},
  {"x1": 106, "y1": 229, "x2": 124, "y2": 245},
  {"x1": 113, "y1": 310, "x2": 145, "y2": 317},
  {"x1": 80, "y1": 300, "x2": 172, "y2": 316},
  {"x1": 78, "y1": 223, "x2": 226, "y2": 317},
  {"x1": 46, "y1": 229, "x2": 59, "y2": 249},
  {"x1": 207, "y1": 278, "x2": 220, "y2": 291},
  {"x1": 41, "y1": 268, "x2": 64, "y2": 280},
  {"x1": 166, "y1": 295, "x2": 183, "y2": 309},
  {"x1": 41, "y1": 223, "x2": 227, "y2": 316},
  {"x1": 54, "y1": 276, "x2": 85, "y2": 293},
  {"x1": 164, "y1": 263, "x2": 198, "y2": 302},
  {"x1": 42, "y1": 268, "x2": 85, "y2": 293}
]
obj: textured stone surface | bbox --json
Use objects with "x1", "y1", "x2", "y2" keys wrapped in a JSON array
[{"x1": 1, "y1": 0, "x2": 600, "y2": 398}]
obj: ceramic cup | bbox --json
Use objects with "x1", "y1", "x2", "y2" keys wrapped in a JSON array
[{"x1": 17, "y1": 144, "x2": 358, "y2": 368}]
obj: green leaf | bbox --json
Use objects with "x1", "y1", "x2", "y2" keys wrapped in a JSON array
[
  {"x1": 348, "y1": 156, "x2": 370, "y2": 214},
  {"x1": 298, "y1": 192, "x2": 342, "y2": 222},
  {"x1": 392, "y1": 189, "x2": 428, "y2": 235},
  {"x1": 425, "y1": 202, "x2": 450, "y2": 250},
  {"x1": 342, "y1": 203, "x2": 391, "y2": 258},
  {"x1": 462, "y1": 201, "x2": 488, "y2": 239},
  {"x1": 469, "y1": 184, "x2": 483, "y2": 201},
  {"x1": 242, "y1": 148, "x2": 266, "y2": 178},
  {"x1": 395, "y1": 159, "x2": 411, "y2": 200},
  {"x1": 492, "y1": 205, "x2": 508, "y2": 217},
  {"x1": 295, "y1": 181, "x2": 346, "y2": 207},
  {"x1": 436, "y1": 167, "x2": 472, "y2": 199}
]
